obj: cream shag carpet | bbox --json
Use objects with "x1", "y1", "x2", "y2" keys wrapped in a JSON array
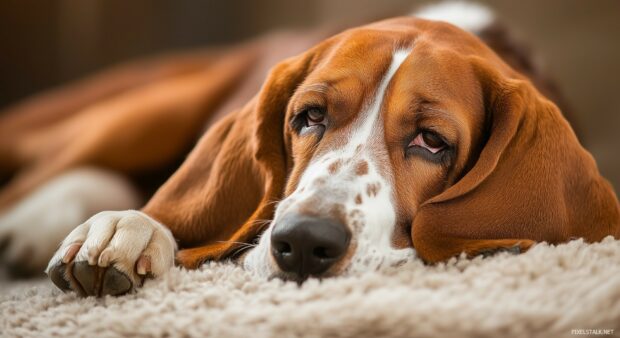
[{"x1": 1, "y1": 238, "x2": 619, "y2": 338}]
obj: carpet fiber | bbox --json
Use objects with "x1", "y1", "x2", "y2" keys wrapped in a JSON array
[{"x1": 2, "y1": 237, "x2": 619, "y2": 337}]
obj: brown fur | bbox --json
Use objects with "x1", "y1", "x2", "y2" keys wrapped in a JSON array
[
  {"x1": 169, "y1": 17, "x2": 618, "y2": 267},
  {"x1": 0, "y1": 46, "x2": 259, "y2": 210},
  {"x1": 1, "y1": 17, "x2": 618, "y2": 270}
]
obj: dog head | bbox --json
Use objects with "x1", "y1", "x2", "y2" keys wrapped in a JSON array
[{"x1": 170, "y1": 17, "x2": 619, "y2": 281}]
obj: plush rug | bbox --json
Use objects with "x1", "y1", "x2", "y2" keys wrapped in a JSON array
[{"x1": 1, "y1": 237, "x2": 619, "y2": 338}]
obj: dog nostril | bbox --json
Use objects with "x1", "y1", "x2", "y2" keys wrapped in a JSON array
[
  {"x1": 274, "y1": 241, "x2": 292, "y2": 255},
  {"x1": 313, "y1": 246, "x2": 329, "y2": 259}
]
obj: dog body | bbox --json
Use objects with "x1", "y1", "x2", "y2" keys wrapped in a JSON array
[{"x1": 0, "y1": 3, "x2": 618, "y2": 296}]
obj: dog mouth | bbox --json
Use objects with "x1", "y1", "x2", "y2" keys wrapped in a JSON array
[
  {"x1": 269, "y1": 269, "x2": 338, "y2": 285},
  {"x1": 269, "y1": 272, "x2": 307, "y2": 285}
]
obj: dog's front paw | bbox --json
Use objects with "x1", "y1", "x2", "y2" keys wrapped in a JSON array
[{"x1": 46, "y1": 210, "x2": 176, "y2": 297}]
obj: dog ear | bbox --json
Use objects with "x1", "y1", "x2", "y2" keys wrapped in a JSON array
[
  {"x1": 142, "y1": 50, "x2": 318, "y2": 268},
  {"x1": 412, "y1": 61, "x2": 620, "y2": 263}
]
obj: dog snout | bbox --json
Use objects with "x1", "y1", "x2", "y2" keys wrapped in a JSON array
[{"x1": 270, "y1": 214, "x2": 350, "y2": 279}]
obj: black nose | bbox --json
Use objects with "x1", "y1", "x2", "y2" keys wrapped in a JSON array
[{"x1": 270, "y1": 215, "x2": 350, "y2": 279}]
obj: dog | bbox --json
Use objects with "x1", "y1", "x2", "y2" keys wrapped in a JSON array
[{"x1": 0, "y1": 2, "x2": 618, "y2": 296}]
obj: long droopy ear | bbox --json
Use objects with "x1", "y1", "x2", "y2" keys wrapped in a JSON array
[
  {"x1": 141, "y1": 50, "x2": 316, "y2": 268},
  {"x1": 412, "y1": 61, "x2": 620, "y2": 263}
]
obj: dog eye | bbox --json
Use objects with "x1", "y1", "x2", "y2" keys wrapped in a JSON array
[
  {"x1": 409, "y1": 131, "x2": 446, "y2": 154},
  {"x1": 290, "y1": 106, "x2": 327, "y2": 135},
  {"x1": 305, "y1": 108, "x2": 326, "y2": 126}
]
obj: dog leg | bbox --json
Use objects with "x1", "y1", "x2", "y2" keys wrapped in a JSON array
[{"x1": 0, "y1": 167, "x2": 140, "y2": 276}]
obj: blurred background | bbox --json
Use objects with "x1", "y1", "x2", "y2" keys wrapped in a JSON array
[{"x1": 0, "y1": 0, "x2": 618, "y2": 188}]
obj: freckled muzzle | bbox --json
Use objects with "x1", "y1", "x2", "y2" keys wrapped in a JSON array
[{"x1": 270, "y1": 213, "x2": 351, "y2": 280}]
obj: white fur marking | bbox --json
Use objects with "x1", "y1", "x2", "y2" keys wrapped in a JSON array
[
  {"x1": 349, "y1": 49, "x2": 411, "y2": 148},
  {"x1": 244, "y1": 49, "x2": 417, "y2": 277}
]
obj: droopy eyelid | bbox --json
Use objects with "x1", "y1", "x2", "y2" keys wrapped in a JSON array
[
  {"x1": 413, "y1": 108, "x2": 460, "y2": 145},
  {"x1": 291, "y1": 97, "x2": 327, "y2": 117}
]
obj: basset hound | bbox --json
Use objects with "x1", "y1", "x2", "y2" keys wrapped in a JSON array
[{"x1": 0, "y1": 3, "x2": 618, "y2": 296}]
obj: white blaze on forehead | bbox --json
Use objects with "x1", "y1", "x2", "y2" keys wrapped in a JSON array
[
  {"x1": 243, "y1": 49, "x2": 417, "y2": 277},
  {"x1": 350, "y1": 48, "x2": 412, "y2": 147}
]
